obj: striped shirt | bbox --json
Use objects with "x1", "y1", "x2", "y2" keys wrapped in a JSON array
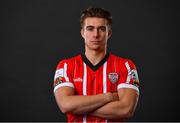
[{"x1": 53, "y1": 53, "x2": 139, "y2": 122}]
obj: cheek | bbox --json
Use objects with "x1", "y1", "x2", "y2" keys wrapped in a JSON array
[
  {"x1": 101, "y1": 33, "x2": 108, "y2": 39},
  {"x1": 84, "y1": 33, "x2": 91, "y2": 40},
  {"x1": 83, "y1": 35, "x2": 89, "y2": 43}
]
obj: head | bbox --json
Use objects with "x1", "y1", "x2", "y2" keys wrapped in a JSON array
[{"x1": 80, "y1": 7, "x2": 112, "y2": 52}]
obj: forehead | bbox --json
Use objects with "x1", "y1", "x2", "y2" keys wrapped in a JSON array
[{"x1": 83, "y1": 17, "x2": 108, "y2": 27}]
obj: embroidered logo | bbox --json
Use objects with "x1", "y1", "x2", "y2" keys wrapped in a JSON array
[
  {"x1": 54, "y1": 77, "x2": 63, "y2": 87},
  {"x1": 108, "y1": 73, "x2": 119, "y2": 83},
  {"x1": 129, "y1": 69, "x2": 139, "y2": 83},
  {"x1": 129, "y1": 69, "x2": 139, "y2": 87}
]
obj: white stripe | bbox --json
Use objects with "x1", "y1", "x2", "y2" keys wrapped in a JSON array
[
  {"x1": 117, "y1": 83, "x2": 139, "y2": 94},
  {"x1": 64, "y1": 63, "x2": 69, "y2": 81},
  {"x1": 83, "y1": 63, "x2": 87, "y2": 123},
  {"x1": 53, "y1": 82, "x2": 74, "y2": 93},
  {"x1": 103, "y1": 62, "x2": 107, "y2": 93},
  {"x1": 83, "y1": 116, "x2": 87, "y2": 123},
  {"x1": 103, "y1": 60, "x2": 108, "y2": 123},
  {"x1": 83, "y1": 63, "x2": 87, "y2": 95},
  {"x1": 125, "y1": 61, "x2": 131, "y2": 83},
  {"x1": 100, "y1": 63, "x2": 108, "y2": 123}
]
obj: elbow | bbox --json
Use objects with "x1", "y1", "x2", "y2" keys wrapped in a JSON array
[
  {"x1": 60, "y1": 106, "x2": 69, "y2": 114},
  {"x1": 119, "y1": 99, "x2": 137, "y2": 119},
  {"x1": 120, "y1": 107, "x2": 135, "y2": 119},
  {"x1": 115, "y1": 105, "x2": 135, "y2": 119},
  {"x1": 57, "y1": 99, "x2": 73, "y2": 114},
  {"x1": 59, "y1": 102, "x2": 73, "y2": 114},
  {"x1": 55, "y1": 92, "x2": 75, "y2": 114},
  {"x1": 124, "y1": 109, "x2": 134, "y2": 118}
]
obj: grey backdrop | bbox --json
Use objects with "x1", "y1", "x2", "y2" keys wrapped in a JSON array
[{"x1": 1, "y1": 0, "x2": 179, "y2": 121}]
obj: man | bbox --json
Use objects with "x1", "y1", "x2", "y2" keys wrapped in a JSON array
[{"x1": 53, "y1": 7, "x2": 140, "y2": 122}]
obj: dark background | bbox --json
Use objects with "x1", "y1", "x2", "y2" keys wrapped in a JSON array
[{"x1": 1, "y1": 0, "x2": 179, "y2": 121}]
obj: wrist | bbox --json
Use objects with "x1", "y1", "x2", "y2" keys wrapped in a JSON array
[{"x1": 104, "y1": 92, "x2": 113, "y2": 102}]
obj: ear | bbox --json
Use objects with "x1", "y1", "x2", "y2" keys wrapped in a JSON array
[
  {"x1": 81, "y1": 29, "x2": 85, "y2": 38},
  {"x1": 108, "y1": 29, "x2": 112, "y2": 39}
]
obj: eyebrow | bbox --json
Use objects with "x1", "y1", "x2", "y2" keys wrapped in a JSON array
[
  {"x1": 86, "y1": 26, "x2": 94, "y2": 28},
  {"x1": 86, "y1": 25, "x2": 106, "y2": 29}
]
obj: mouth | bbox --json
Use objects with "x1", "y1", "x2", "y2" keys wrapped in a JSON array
[{"x1": 90, "y1": 40, "x2": 101, "y2": 42}]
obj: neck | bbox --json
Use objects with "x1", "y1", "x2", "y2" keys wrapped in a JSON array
[{"x1": 85, "y1": 50, "x2": 107, "y2": 66}]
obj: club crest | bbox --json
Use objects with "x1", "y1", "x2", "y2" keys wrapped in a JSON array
[{"x1": 108, "y1": 73, "x2": 119, "y2": 83}]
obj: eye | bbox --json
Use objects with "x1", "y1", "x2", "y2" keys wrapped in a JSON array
[
  {"x1": 86, "y1": 26, "x2": 94, "y2": 31},
  {"x1": 99, "y1": 26, "x2": 106, "y2": 32}
]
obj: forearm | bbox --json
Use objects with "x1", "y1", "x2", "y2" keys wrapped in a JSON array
[
  {"x1": 91, "y1": 89, "x2": 139, "y2": 120},
  {"x1": 91, "y1": 100, "x2": 133, "y2": 119},
  {"x1": 56, "y1": 93, "x2": 114, "y2": 114}
]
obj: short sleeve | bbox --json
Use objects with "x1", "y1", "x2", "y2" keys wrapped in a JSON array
[
  {"x1": 117, "y1": 59, "x2": 140, "y2": 94},
  {"x1": 53, "y1": 59, "x2": 74, "y2": 93}
]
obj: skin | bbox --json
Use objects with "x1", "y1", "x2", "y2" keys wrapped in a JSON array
[
  {"x1": 54, "y1": 17, "x2": 139, "y2": 120},
  {"x1": 81, "y1": 17, "x2": 112, "y2": 65}
]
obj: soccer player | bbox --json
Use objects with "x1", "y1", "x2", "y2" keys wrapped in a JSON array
[{"x1": 53, "y1": 7, "x2": 140, "y2": 122}]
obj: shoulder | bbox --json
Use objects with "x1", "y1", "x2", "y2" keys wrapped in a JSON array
[
  {"x1": 56, "y1": 54, "x2": 81, "y2": 68},
  {"x1": 109, "y1": 53, "x2": 135, "y2": 65}
]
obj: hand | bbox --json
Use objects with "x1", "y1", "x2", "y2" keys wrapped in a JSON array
[
  {"x1": 105, "y1": 92, "x2": 119, "y2": 102},
  {"x1": 112, "y1": 92, "x2": 119, "y2": 101}
]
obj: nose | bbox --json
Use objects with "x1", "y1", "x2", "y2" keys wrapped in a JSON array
[{"x1": 93, "y1": 29, "x2": 99, "y2": 38}]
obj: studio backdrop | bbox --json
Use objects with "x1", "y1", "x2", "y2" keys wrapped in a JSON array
[{"x1": 0, "y1": 0, "x2": 179, "y2": 121}]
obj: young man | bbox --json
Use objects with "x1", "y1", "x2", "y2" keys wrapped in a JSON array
[{"x1": 53, "y1": 7, "x2": 140, "y2": 122}]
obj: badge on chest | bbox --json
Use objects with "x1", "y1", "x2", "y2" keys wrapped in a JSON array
[{"x1": 108, "y1": 72, "x2": 119, "y2": 84}]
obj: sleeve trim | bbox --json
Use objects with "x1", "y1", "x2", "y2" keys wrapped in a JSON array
[
  {"x1": 117, "y1": 83, "x2": 139, "y2": 94},
  {"x1": 54, "y1": 82, "x2": 74, "y2": 93}
]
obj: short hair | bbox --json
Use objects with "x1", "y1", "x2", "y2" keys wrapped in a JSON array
[{"x1": 80, "y1": 7, "x2": 112, "y2": 29}]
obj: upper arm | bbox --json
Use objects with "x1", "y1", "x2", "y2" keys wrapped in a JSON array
[
  {"x1": 117, "y1": 59, "x2": 140, "y2": 96},
  {"x1": 54, "y1": 86, "x2": 75, "y2": 114},
  {"x1": 53, "y1": 59, "x2": 74, "y2": 93},
  {"x1": 117, "y1": 59, "x2": 140, "y2": 114},
  {"x1": 55, "y1": 86, "x2": 74, "y2": 98},
  {"x1": 117, "y1": 88, "x2": 139, "y2": 114},
  {"x1": 54, "y1": 86, "x2": 74, "y2": 105},
  {"x1": 53, "y1": 59, "x2": 75, "y2": 108}
]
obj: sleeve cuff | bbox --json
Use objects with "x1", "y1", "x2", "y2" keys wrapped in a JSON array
[
  {"x1": 117, "y1": 83, "x2": 139, "y2": 94},
  {"x1": 54, "y1": 82, "x2": 74, "y2": 93}
]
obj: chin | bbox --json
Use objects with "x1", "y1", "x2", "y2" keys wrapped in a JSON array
[
  {"x1": 86, "y1": 44, "x2": 104, "y2": 51},
  {"x1": 90, "y1": 46, "x2": 104, "y2": 51}
]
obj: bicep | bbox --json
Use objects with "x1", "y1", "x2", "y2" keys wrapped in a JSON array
[
  {"x1": 117, "y1": 59, "x2": 140, "y2": 110},
  {"x1": 54, "y1": 87, "x2": 75, "y2": 105},
  {"x1": 118, "y1": 88, "x2": 139, "y2": 112},
  {"x1": 55, "y1": 86, "x2": 74, "y2": 97}
]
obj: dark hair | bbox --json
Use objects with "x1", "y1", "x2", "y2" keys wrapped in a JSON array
[{"x1": 80, "y1": 7, "x2": 112, "y2": 29}]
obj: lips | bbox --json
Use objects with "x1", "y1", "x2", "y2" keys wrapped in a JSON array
[
  {"x1": 90, "y1": 40, "x2": 100, "y2": 42},
  {"x1": 90, "y1": 41, "x2": 101, "y2": 44}
]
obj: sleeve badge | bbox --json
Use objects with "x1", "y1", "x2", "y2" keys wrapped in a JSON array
[{"x1": 54, "y1": 77, "x2": 63, "y2": 87}]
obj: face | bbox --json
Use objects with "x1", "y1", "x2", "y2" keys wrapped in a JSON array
[{"x1": 81, "y1": 17, "x2": 112, "y2": 52}]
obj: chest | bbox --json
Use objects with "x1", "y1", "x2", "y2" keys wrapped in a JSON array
[{"x1": 72, "y1": 62, "x2": 120, "y2": 95}]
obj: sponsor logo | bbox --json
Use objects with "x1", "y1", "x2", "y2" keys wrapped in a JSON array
[
  {"x1": 108, "y1": 72, "x2": 119, "y2": 83},
  {"x1": 73, "y1": 77, "x2": 83, "y2": 82}
]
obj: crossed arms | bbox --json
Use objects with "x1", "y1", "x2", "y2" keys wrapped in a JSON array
[{"x1": 54, "y1": 86, "x2": 139, "y2": 120}]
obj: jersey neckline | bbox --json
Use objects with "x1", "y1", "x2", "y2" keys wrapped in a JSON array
[{"x1": 81, "y1": 53, "x2": 110, "y2": 71}]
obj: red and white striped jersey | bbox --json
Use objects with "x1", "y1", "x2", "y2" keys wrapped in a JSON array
[{"x1": 53, "y1": 53, "x2": 140, "y2": 122}]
